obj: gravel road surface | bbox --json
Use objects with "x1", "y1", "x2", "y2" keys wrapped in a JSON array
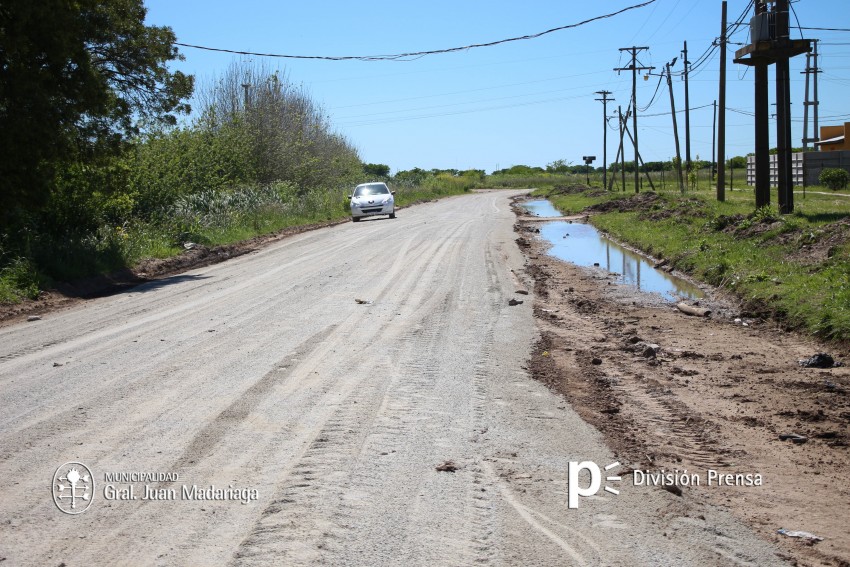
[{"x1": 0, "y1": 190, "x2": 787, "y2": 566}]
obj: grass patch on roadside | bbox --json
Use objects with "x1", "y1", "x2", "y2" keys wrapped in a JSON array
[{"x1": 540, "y1": 185, "x2": 850, "y2": 341}]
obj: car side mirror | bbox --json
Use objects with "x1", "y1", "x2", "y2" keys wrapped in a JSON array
[
  {"x1": 391, "y1": 191, "x2": 396, "y2": 195},
  {"x1": 347, "y1": 195, "x2": 352, "y2": 199}
]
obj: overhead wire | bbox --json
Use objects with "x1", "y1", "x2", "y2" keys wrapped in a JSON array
[
  {"x1": 801, "y1": 27, "x2": 850, "y2": 33},
  {"x1": 638, "y1": 72, "x2": 665, "y2": 112},
  {"x1": 641, "y1": 102, "x2": 713, "y2": 118},
  {"x1": 175, "y1": 1, "x2": 658, "y2": 62}
]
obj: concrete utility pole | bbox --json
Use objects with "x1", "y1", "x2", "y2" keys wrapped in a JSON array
[
  {"x1": 666, "y1": 60, "x2": 685, "y2": 193},
  {"x1": 717, "y1": 1, "x2": 728, "y2": 201},
  {"x1": 595, "y1": 91, "x2": 614, "y2": 191},
  {"x1": 813, "y1": 40, "x2": 820, "y2": 148},
  {"x1": 802, "y1": 39, "x2": 821, "y2": 150},
  {"x1": 615, "y1": 47, "x2": 653, "y2": 193},
  {"x1": 683, "y1": 41, "x2": 692, "y2": 172},
  {"x1": 734, "y1": 0, "x2": 811, "y2": 212}
]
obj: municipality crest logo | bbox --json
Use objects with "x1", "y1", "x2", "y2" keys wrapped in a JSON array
[{"x1": 53, "y1": 462, "x2": 94, "y2": 514}]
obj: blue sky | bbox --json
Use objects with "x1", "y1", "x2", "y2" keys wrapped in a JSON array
[{"x1": 145, "y1": 1, "x2": 850, "y2": 174}]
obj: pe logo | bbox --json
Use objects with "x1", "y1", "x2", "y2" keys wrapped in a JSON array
[
  {"x1": 53, "y1": 462, "x2": 95, "y2": 514},
  {"x1": 568, "y1": 461, "x2": 621, "y2": 509}
]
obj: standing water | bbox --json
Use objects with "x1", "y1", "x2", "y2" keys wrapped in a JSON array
[
  {"x1": 527, "y1": 201, "x2": 703, "y2": 301},
  {"x1": 522, "y1": 200, "x2": 564, "y2": 218}
]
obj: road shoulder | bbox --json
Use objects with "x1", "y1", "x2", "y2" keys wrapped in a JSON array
[{"x1": 514, "y1": 199, "x2": 850, "y2": 567}]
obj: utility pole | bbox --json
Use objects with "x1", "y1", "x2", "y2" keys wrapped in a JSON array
[
  {"x1": 595, "y1": 91, "x2": 614, "y2": 191},
  {"x1": 734, "y1": 0, "x2": 811, "y2": 211},
  {"x1": 717, "y1": 1, "x2": 728, "y2": 201},
  {"x1": 802, "y1": 39, "x2": 821, "y2": 149},
  {"x1": 712, "y1": 100, "x2": 717, "y2": 183},
  {"x1": 775, "y1": 0, "x2": 793, "y2": 214},
  {"x1": 615, "y1": 47, "x2": 653, "y2": 193},
  {"x1": 619, "y1": 106, "x2": 628, "y2": 192},
  {"x1": 666, "y1": 59, "x2": 685, "y2": 193},
  {"x1": 683, "y1": 41, "x2": 692, "y2": 172},
  {"x1": 813, "y1": 40, "x2": 820, "y2": 147},
  {"x1": 620, "y1": 123, "x2": 657, "y2": 191},
  {"x1": 803, "y1": 51, "x2": 812, "y2": 150},
  {"x1": 241, "y1": 83, "x2": 251, "y2": 108}
]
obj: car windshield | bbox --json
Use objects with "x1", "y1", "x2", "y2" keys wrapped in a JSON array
[{"x1": 354, "y1": 184, "x2": 390, "y2": 197}]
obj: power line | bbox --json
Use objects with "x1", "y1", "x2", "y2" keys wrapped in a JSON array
[
  {"x1": 642, "y1": 102, "x2": 714, "y2": 117},
  {"x1": 800, "y1": 27, "x2": 850, "y2": 33},
  {"x1": 639, "y1": 72, "x2": 665, "y2": 112},
  {"x1": 614, "y1": 46, "x2": 654, "y2": 193},
  {"x1": 175, "y1": 1, "x2": 658, "y2": 62}
]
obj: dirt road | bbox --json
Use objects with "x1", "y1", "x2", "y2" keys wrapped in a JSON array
[{"x1": 1, "y1": 190, "x2": 787, "y2": 565}]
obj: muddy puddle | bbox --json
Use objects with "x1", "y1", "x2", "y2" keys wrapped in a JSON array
[
  {"x1": 522, "y1": 199, "x2": 563, "y2": 218},
  {"x1": 537, "y1": 216, "x2": 703, "y2": 302}
]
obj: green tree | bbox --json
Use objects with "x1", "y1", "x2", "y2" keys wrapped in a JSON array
[
  {"x1": 198, "y1": 62, "x2": 360, "y2": 192},
  {"x1": 729, "y1": 156, "x2": 747, "y2": 169},
  {"x1": 0, "y1": 0, "x2": 193, "y2": 219},
  {"x1": 363, "y1": 163, "x2": 390, "y2": 178},
  {"x1": 546, "y1": 159, "x2": 571, "y2": 174}
]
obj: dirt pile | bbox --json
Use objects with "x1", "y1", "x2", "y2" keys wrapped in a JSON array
[{"x1": 584, "y1": 191, "x2": 660, "y2": 213}]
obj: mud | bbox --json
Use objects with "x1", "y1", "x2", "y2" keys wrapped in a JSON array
[{"x1": 515, "y1": 198, "x2": 850, "y2": 567}]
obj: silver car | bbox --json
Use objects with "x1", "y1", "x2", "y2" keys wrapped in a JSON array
[{"x1": 349, "y1": 182, "x2": 396, "y2": 222}]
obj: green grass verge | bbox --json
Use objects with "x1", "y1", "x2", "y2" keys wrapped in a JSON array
[{"x1": 535, "y1": 185, "x2": 850, "y2": 342}]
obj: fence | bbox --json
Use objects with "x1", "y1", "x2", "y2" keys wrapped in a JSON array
[{"x1": 746, "y1": 151, "x2": 850, "y2": 187}]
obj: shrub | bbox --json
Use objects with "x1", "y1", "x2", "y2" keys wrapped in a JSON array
[
  {"x1": 0, "y1": 257, "x2": 41, "y2": 302},
  {"x1": 819, "y1": 168, "x2": 849, "y2": 190}
]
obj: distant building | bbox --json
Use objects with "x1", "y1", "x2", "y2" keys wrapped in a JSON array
[
  {"x1": 815, "y1": 122, "x2": 850, "y2": 152},
  {"x1": 747, "y1": 122, "x2": 850, "y2": 187}
]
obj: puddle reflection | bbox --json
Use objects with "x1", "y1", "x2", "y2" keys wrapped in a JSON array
[
  {"x1": 522, "y1": 200, "x2": 563, "y2": 218},
  {"x1": 539, "y1": 220, "x2": 704, "y2": 302}
]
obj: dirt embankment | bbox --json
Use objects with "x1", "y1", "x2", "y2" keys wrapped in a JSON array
[{"x1": 515, "y1": 201, "x2": 850, "y2": 567}]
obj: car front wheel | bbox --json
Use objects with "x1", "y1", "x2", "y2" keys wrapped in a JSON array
[{"x1": 389, "y1": 211, "x2": 396, "y2": 219}]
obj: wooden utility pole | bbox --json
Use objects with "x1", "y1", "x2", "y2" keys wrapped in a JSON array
[
  {"x1": 717, "y1": 1, "x2": 728, "y2": 201},
  {"x1": 595, "y1": 91, "x2": 614, "y2": 191},
  {"x1": 734, "y1": 0, "x2": 811, "y2": 212},
  {"x1": 712, "y1": 100, "x2": 717, "y2": 183},
  {"x1": 683, "y1": 41, "x2": 692, "y2": 172},
  {"x1": 619, "y1": 106, "x2": 628, "y2": 192},
  {"x1": 666, "y1": 61, "x2": 685, "y2": 193},
  {"x1": 775, "y1": 0, "x2": 793, "y2": 213},
  {"x1": 620, "y1": 123, "x2": 657, "y2": 191},
  {"x1": 615, "y1": 47, "x2": 653, "y2": 193}
]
